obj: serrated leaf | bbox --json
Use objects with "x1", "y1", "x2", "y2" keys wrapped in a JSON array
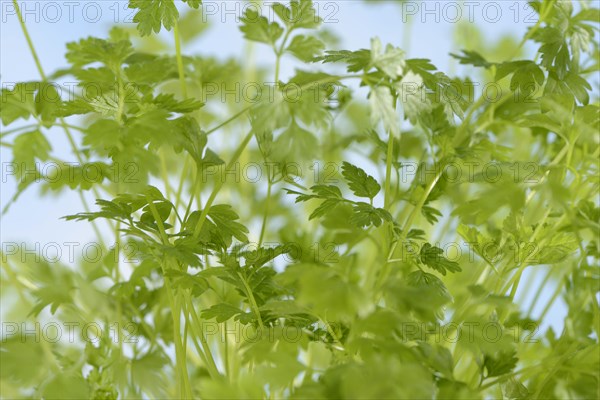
[
  {"x1": 420, "y1": 243, "x2": 462, "y2": 275},
  {"x1": 201, "y1": 303, "x2": 244, "y2": 322},
  {"x1": 240, "y1": 8, "x2": 284, "y2": 45},
  {"x1": 370, "y1": 37, "x2": 405, "y2": 79},
  {"x1": 66, "y1": 36, "x2": 133, "y2": 69},
  {"x1": 350, "y1": 203, "x2": 391, "y2": 228},
  {"x1": 129, "y1": 0, "x2": 179, "y2": 36},
  {"x1": 496, "y1": 61, "x2": 545, "y2": 95},
  {"x1": 483, "y1": 350, "x2": 518, "y2": 378},
  {"x1": 286, "y1": 35, "x2": 325, "y2": 61},
  {"x1": 272, "y1": 0, "x2": 322, "y2": 30},
  {"x1": 369, "y1": 86, "x2": 399, "y2": 135},
  {"x1": 341, "y1": 162, "x2": 380, "y2": 199},
  {"x1": 450, "y1": 50, "x2": 491, "y2": 68}
]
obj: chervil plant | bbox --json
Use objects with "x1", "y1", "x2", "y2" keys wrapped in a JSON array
[{"x1": 1, "y1": 0, "x2": 599, "y2": 399}]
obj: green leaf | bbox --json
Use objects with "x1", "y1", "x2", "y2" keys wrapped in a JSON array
[
  {"x1": 350, "y1": 203, "x2": 392, "y2": 228},
  {"x1": 66, "y1": 37, "x2": 133, "y2": 69},
  {"x1": 483, "y1": 350, "x2": 518, "y2": 378},
  {"x1": 272, "y1": 0, "x2": 322, "y2": 30},
  {"x1": 419, "y1": 243, "x2": 462, "y2": 275},
  {"x1": 369, "y1": 86, "x2": 399, "y2": 135},
  {"x1": 0, "y1": 83, "x2": 36, "y2": 125},
  {"x1": 12, "y1": 130, "x2": 51, "y2": 167},
  {"x1": 532, "y1": 27, "x2": 570, "y2": 78},
  {"x1": 406, "y1": 270, "x2": 453, "y2": 303},
  {"x1": 341, "y1": 162, "x2": 380, "y2": 199},
  {"x1": 450, "y1": 50, "x2": 491, "y2": 68},
  {"x1": 396, "y1": 71, "x2": 430, "y2": 123},
  {"x1": 0, "y1": 337, "x2": 48, "y2": 385},
  {"x1": 272, "y1": 121, "x2": 319, "y2": 163},
  {"x1": 496, "y1": 61, "x2": 545, "y2": 95},
  {"x1": 241, "y1": 245, "x2": 289, "y2": 268},
  {"x1": 207, "y1": 204, "x2": 249, "y2": 244},
  {"x1": 317, "y1": 49, "x2": 372, "y2": 73},
  {"x1": 34, "y1": 83, "x2": 61, "y2": 127},
  {"x1": 545, "y1": 71, "x2": 592, "y2": 105},
  {"x1": 41, "y1": 373, "x2": 90, "y2": 400},
  {"x1": 286, "y1": 35, "x2": 325, "y2": 61},
  {"x1": 129, "y1": 0, "x2": 179, "y2": 36},
  {"x1": 240, "y1": 8, "x2": 284, "y2": 45},
  {"x1": 146, "y1": 93, "x2": 204, "y2": 113},
  {"x1": 131, "y1": 352, "x2": 168, "y2": 397},
  {"x1": 533, "y1": 232, "x2": 578, "y2": 264},
  {"x1": 310, "y1": 198, "x2": 341, "y2": 220},
  {"x1": 182, "y1": 0, "x2": 201, "y2": 8},
  {"x1": 187, "y1": 204, "x2": 249, "y2": 250},
  {"x1": 370, "y1": 37, "x2": 406, "y2": 79},
  {"x1": 125, "y1": 55, "x2": 178, "y2": 84},
  {"x1": 201, "y1": 303, "x2": 244, "y2": 322}
]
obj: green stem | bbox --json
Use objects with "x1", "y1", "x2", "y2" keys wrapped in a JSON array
[
  {"x1": 205, "y1": 105, "x2": 254, "y2": 135},
  {"x1": 192, "y1": 130, "x2": 254, "y2": 239},
  {"x1": 238, "y1": 272, "x2": 265, "y2": 329},
  {"x1": 274, "y1": 54, "x2": 282, "y2": 86},
  {"x1": 0, "y1": 124, "x2": 40, "y2": 137},
  {"x1": 508, "y1": 208, "x2": 551, "y2": 300},
  {"x1": 257, "y1": 178, "x2": 273, "y2": 247},
  {"x1": 479, "y1": 365, "x2": 541, "y2": 391},
  {"x1": 533, "y1": 342, "x2": 578, "y2": 399},
  {"x1": 185, "y1": 294, "x2": 221, "y2": 379},
  {"x1": 514, "y1": 0, "x2": 556, "y2": 56},
  {"x1": 383, "y1": 129, "x2": 395, "y2": 209},
  {"x1": 116, "y1": 70, "x2": 126, "y2": 124},
  {"x1": 146, "y1": 197, "x2": 193, "y2": 399},
  {"x1": 274, "y1": 29, "x2": 292, "y2": 84},
  {"x1": 13, "y1": 0, "x2": 46, "y2": 81},
  {"x1": 174, "y1": 156, "x2": 190, "y2": 215},
  {"x1": 375, "y1": 166, "x2": 445, "y2": 295}
]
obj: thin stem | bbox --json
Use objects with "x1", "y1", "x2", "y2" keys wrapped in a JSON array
[
  {"x1": 145, "y1": 197, "x2": 193, "y2": 399},
  {"x1": 257, "y1": 178, "x2": 273, "y2": 247},
  {"x1": 383, "y1": 129, "x2": 395, "y2": 209},
  {"x1": 508, "y1": 208, "x2": 551, "y2": 300},
  {"x1": 274, "y1": 29, "x2": 292, "y2": 84},
  {"x1": 192, "y1": 130, "x2": 254, "y2": 239},
  {"x1": 205, "y1": 105, "x2": 253, "y2": 135},
  {"x1": 513, "y1": 0, "x2": 556, "y2": 57},
  {"x1": 174, "y1": 156, "x2": 190, "y2": 215},
  {"x1": 533, "y1": 342, "x2": 578, "y2": 399},
  {"x1": 375, "y1": 166, "x2": 445, "y2": 294},
  {"x1": 238, "y1": 272, "x2": 265, "y2": 329},
  {"x1": 479, "y1": 365, "x2": 542, "y2": 391},
  {"x1": 0, "y1": 124, "x2": 39, "y2": 138},
  {"x1": 116, "y1": 70, "x2": 126, "y2": 124},
  {"x1": 181, "y1": 299, "x2": 209, "y2": 366},
  {"x1": 186, "y1": 294, "x2": 221, "y2": 379},
  {"x1": 13, "y1": 0, "x2": 46, "y2": 81}
]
